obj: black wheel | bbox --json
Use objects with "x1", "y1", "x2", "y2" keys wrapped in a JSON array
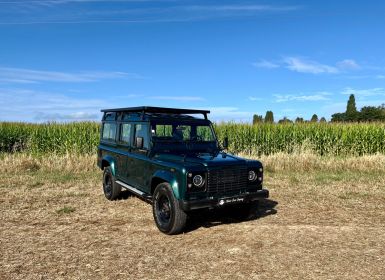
[
  {"x1": 152, "y1": 182, "x2": 187, "y2": 235},
  {"x1": 103, "y1": 166, "x2": 121, "y2": 200}
]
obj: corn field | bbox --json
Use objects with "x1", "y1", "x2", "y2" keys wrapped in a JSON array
[
  {"x1": 0, "y1": 122, "x2": 99, "y2": 155},
  {"x1": 0, "y1": 121, "x2": 384, "y2": 156}
]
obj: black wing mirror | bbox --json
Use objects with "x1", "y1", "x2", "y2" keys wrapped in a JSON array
[
  {"x1": 136, "y1": 137, "x2": 144, "y2": 149},
  {"x1": 223, "y1": 137, "x2": 229, "y2": 149}
]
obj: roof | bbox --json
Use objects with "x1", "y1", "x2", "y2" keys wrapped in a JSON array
[{"x1": 101, "y1": 106, "x2": 210, "y2": 119}]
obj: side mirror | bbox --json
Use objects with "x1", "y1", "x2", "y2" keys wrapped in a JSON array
[
  {"x1": 136, "y1": 137, "x2": 144, "y2": 149},
  {"x1": 223, "y1": 137, "x2": 229, "y2": 149}
]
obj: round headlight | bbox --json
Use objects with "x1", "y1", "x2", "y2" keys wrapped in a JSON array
[
  {"x1": 248, "y1": 170, "x2": 257, "y2": 181},
  {"x1": 192, "y1": 175, "x2": 204, "y2": 187}
]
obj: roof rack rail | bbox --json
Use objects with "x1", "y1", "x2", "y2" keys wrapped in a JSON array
[{"x1": 101, "y1": 106, "x2": 210, "y2": 119}]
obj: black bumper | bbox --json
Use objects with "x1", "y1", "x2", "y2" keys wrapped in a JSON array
[{"x1": 179, "y1": 189, "x2": 269, "y2": 211}]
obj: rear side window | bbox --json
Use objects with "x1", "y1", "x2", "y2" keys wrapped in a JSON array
[
  {"x1": 154, "y1": 124, "x2": 173, "y2": 137},
  {"x1": 120, "y1": 123, "x2": 132, "y2": 144},
  {"x1": 102, "y1": 123, "x2": 116, "y2": 141},
  {"x1": 134, "y1": 124, "x2": 149, "y2": 149}
]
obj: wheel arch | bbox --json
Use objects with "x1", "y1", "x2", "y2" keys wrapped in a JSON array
[
  {"x1": 101, "y1": 155, "x2": 116, "y2": 176},
  {"x1": 151, "y1": 170, "x2": 180, "y2": 199}
]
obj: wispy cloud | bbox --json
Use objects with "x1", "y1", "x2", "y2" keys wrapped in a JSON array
[
  {"x1": 148, "y1": 96, "x2": 205, "y2": 101},
  {"x1": 252, "y1": 60, "x2": 279, "y2": 69},
  {"x1": 274, "y1": 91, "x2": 331, "y2": 102},
  {"x1": 254, "y1": 57, "x2": 362, "y2": 75},
  {"x1": 0, "y1": 0, "x2": 158, "y2": 4},
  {"x1": 0, "y1": 2, "x2": 301, "y2": 24},
  {"x1": 341, "y1": 87, "x2": 385, "y2": 97},
  {"x1": 204, "y1": 107, "x2": 255, "y2": 122},
  {"x1": 283, "y1": 57, "x2": 339, "y2": 74},
  {"x1": 35, "y1": 111, "x2": 99, "y2": 121},
  {"x1": 0, "y1": 88, "x2": 107, "y2": 121},
  {"x1": 248, "y1": 96, "x2": 263, "y2": 101},
  {"x1": 0, "y1": 66, "x2": 140, "y2": 83},
  {"x1": 336, "y1": 59, "x2": 360, "y2": 70},
  {"x1": 186, "y1": 5, "x2": 300, "y2": 13}
]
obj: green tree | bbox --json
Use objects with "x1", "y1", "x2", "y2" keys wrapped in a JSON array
[
  {"x1": 331, "y1": 112, "x2": 346, "y2": 122},
  {"x1": 252, "y1": 114, "x2": 263, "y2": 125},
  {"x1": 359, "y1": 105, "x2": 385, "y2": 122},
  {"x1": 295, "y1": 117, "x2": 304, "y2": 123},
  {"x1": 278, "y1": 117, "x2": 293, "y2": 124},
  {"x1": 346, "y1": 94, "x2": 358, "y2": 121},
  {"x1": 310, "y1": 114, "x2": 319, "y2": 122},
  {"x1": 264, "y1": 111, "x2": 274, "y2": 123},
  {"x1": 320, "y1": 117, "x2": 327, "y2": 123}
]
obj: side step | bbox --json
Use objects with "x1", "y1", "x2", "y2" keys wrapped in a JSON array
[{"x1": 115, "y1": 180, "x2": 152, "y2": 200}]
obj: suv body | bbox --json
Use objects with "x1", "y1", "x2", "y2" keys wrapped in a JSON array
[{"x1": 97, "y1": 106, "x2": 268, "y2": 234}]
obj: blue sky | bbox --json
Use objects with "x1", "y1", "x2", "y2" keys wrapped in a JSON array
[{"x1": 0, "y1": 0, "x2": 385, "y2": 122}]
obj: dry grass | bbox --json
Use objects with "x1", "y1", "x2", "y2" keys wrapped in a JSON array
[
  {"x1": 242, "y1": 151, "x2": 385, "y2": 172},
  {"x1": 1, "y1": 154, "x2": 384, "y2": 279}
]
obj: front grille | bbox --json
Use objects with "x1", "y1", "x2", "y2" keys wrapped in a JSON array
[{"x1": 207, "y1": 165, "x2": 248, "y2": 195}]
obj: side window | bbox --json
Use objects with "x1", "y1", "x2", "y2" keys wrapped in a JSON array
[
  {"x1": 197, "y1": 126, "x2": 215, "y2": 141},
  {"x1": 102, "y1": 123, "x2": 116, "y2": 141},
  {"x1": 134, "y1": 124, "x2": 149, "y2": 149},
  {"x1": 154, "y1": 124, "x2": 173, "y2": 137},
  {"x1": 120, "y1": 123, "x2": 132, "y2": 145}
]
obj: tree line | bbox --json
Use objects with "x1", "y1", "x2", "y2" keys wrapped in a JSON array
[
  {"x1": 253, "y1": 94, "x2": 385, "y2": 124},
  {"x1": 331, "y1": 94, "x2": 385, "y2": 122}
]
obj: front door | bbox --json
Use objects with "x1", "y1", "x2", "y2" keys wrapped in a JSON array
[
  {"x1": 116, "y1": 122, "x2": 134, "y2": 184},
  {"x1": 128, "y1": 123, "x2": 152, "y2": 193}
]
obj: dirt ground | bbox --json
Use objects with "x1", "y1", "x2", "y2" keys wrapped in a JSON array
[{"x1": 1, "y1": 155, "x2": 384, "y2": 279}]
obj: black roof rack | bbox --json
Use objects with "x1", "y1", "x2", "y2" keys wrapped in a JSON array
[{"x1": 101, "y1": 106, "x2": 210, "y2": 119}]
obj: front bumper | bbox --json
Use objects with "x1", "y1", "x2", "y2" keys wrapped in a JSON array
[{"x1": 179, "y1": 189, "x2": 269, "y2": 211}]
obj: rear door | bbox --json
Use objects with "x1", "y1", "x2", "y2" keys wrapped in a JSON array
[{"x1": 99, "y1": 116, "x2": 118, "y2": 173}]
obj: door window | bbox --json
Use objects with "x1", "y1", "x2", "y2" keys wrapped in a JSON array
[
  {"x1": 134, "y1": 124, "x2": 149, "y2": 149},
  {"x1": 102, "y1": 123, "x2": 116, "y2": 141},
  {"x1": 120, "y1": 123, "x2": 132, "y2": 145}
]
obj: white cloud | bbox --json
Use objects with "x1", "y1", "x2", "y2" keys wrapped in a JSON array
[
  {"x1": 336, "y1": 59, "x2": 360, "y2": 70},
  {"x1": 281, "y1": 108, "x2": 295, "y2": 113},
  {"x1": 0, "y1": 3, "x2": 301, "y2": 24},
  {"x1": 0, "y1": 66, "x2": 141, "y2": 83},
  {"x1": 274, "y1": 92, "x2": 331, "y2": 102},
  {"x1": 256, "y1": 57, "x2": 364, "y2": 75},
  {"x1": 341, "y1": 87, "x2": 385, "y2": 97},
  {"x1": 248, "y1": 96, "x2": 263, "y2": 101},
  {"x1": 35, "y1": 111, "x2": 99, "y2": 121},
  {"x1": 252, "y1": 60, "x2": 279, "y2": 69},
  {"x1": 0, "y1": 88, "x2": 106, "y2": 121},
  {"x1": 148, "y1": 96, "x2": 205, "y2": 101},
  {"x1": 188, "y1": 5, "x2": 300, "y2": 12},
  {"x1": 204, "y1": 107, "x2": 255, "y2": 122},
  {"x1": 283, "y1": 57, "x2": 339, "y2": 74}
]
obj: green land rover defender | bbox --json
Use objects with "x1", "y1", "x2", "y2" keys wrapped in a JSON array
[{"x1": 97, "y1": 106, "x2": 269, "y2": 234}]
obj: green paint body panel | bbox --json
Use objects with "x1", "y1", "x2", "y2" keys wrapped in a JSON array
[
  {"x1": 97, "y1": 107, "x2": 265, "y2": 204},
  {"x1": 100, "y1": 155, "x2": 116, "y2": 175}
]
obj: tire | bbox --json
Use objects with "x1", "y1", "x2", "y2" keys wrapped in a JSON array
[
  {"x1": 103, "y1": 166, "x2": 121, "y2": 200},
  {"x1": 152, "y1": 182, "x2": 187, "y2": 235}
]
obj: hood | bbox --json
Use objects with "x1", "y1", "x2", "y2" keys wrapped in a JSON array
[{"x1": 153, "y1": 152, "x2": 247, "y2": 168}]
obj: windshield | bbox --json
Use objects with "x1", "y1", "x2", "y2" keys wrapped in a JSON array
[
  {"x1": 150, "y1": 122, "x2": 218, "y2": 154},
  {"x1": 151, "y1": 123, "x2": 216, "y2": 142}
]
